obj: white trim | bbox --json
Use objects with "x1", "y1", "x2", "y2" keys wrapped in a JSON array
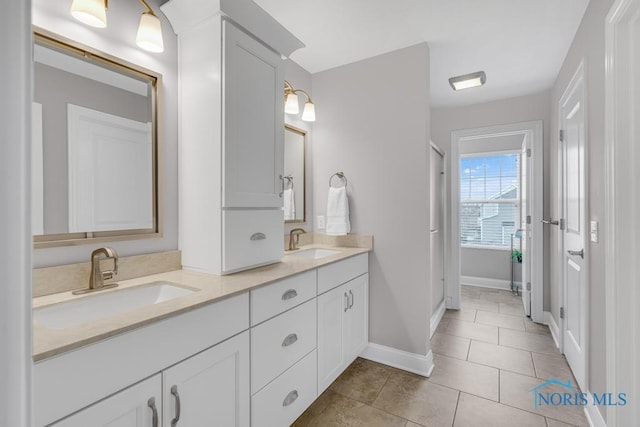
[
  {"x1": 0, "y1": 1, "x2": 32, "y2": 426},
  {"x1": 547, "y1": 313, "x2": 561, "y2": 350},
  {"x1": 450, "y1": 121, "x2": 544, "y2": 322},
  {"x1": 605, "y1": 1, "x2": 640, "y2": 425},
  {"x1": 430, "y1": 300, "x2": 446, "y2": 338},
  {"x1": 360, "y1": 344, "x2": 434, "y2": 378},
  {"x1": 460, "y1": 275, "x2": 513, "y2": 291},
  {"x1": 585, "y1": 402, "x2": 607, "y2": 427},
  {"x1": 461, "y1": 244, "x2": 512, "y2": 251}
]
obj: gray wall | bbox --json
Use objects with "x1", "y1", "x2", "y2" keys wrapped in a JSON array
[
  {"x1": 549, "y1": 0, "x2": 613, "y2": 411},
  {"x1": 312, "y1": 44, "x2": 431, "y2": 356},
  {"x1": 32, "y1": 0, "x2": 178, "y2": 267},
  {"x1": 284, "y1": 60, "x2": 314, "y2": 235},
  {"x1": 34, "y1": 63, "x2": 150, "y2": 234},
  {"x1": 431, "y1": 91, "x2": 551, "y2": 308}
]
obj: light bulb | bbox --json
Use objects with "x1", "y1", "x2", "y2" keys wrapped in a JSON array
[
  {"x1": 285, "y1": 93, "x2": 299, "y2": 114},
  {"x1": 301, "y1": 101, "x2": 315, "y2": 122},
  {"x1": 70, "y1": 0, "x2": 107, "y2": 28},
  {"x1": 136, "y1": 12, "x2": 164, "y2": 53}
]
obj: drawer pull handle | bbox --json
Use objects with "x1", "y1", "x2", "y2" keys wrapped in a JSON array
[
  {"x1": 282, "y1": 333, "x2": 298, "y2": 347},
  {"x1": 282, "y1": 289, "x2": 298, "y2": 301},
  {"x1": 147, "y1": 397, "x2": 158, "y2": 427},
  {"x1": 171, "y1": 385, "x2": 181, "y2": 427},
  {"x1": 349, "y1": 290, "x2": 354, "y2": 309},
  {"x1": 344, "y1": 292, "x2": 349, "y2": 312},
  {"x1": 250, "y1": 232, "x2": 266, "y2": 241},
  {"x1": 283, "y1": 390, "x2": 299, "y2": 407}
]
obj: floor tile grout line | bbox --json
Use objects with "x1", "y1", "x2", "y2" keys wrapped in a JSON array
[{"x1": 450, "y1": 391, "x2": 461, "y2": 427}]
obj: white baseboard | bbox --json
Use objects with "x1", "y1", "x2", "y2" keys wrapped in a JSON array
[
  {"x1": 430, "y1": 300, "x2": 446, "y2": 338},
  {"x1": 548, "y1": 313, "x2": 561, "y2": 350},
  {"x1": 360, "y1": 343, "x2": 434, "y2": 377},
  {"x1": 460, "y1": 275, "x2": 516, "y2": 291},
  {"x1": 584, "y1": 401, "x2": 606, "y2": 427}
]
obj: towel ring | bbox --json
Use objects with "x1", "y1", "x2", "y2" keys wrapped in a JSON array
[
  {"x1": 329, "y1": 172, "x2": 347, "y2": 188},
  {"x1": 284, "y1": 175, "x2": 294, "y2": 190}
]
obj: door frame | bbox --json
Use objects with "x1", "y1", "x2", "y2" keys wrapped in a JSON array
[
  {"x1": 449, "y1": 121, "x2": 544, "y2": 323},
  {"x1": 605, "y1": 1, "x2": 640, "y2": 425},
  {"x1": 557, "y1": 59, "x2": 589, "y2": 392},
  {"x1": 0, "y1": 1, "x2": 33, "y2": 426},
  {"x1": 429, "y1": 140, "x2": 447, "y2": 337}
]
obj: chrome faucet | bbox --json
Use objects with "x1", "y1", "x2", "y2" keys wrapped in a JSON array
[
  {"x1": 73, "y1": 247, "x2": 119, "y2": 295},
  {"x1": 288, "y1": 228, "x2": 307, "y2": 251}
]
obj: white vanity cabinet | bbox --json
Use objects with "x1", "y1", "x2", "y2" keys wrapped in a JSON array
[
  {"x1": 50, "y1": 375, "x2": 162, "y2": 427},
  {"x1": 162, "y1": 331, "x2": 250, "y2": 427},
  {"x1": 51, "y1": 332, "x2": 249, "y2": 427},
  {"x1": 160, "y1": 0, "x2": 303, "y2": 275},
  {"x1": 317, "y1": 259, "x2": 369, "y2": 393}
]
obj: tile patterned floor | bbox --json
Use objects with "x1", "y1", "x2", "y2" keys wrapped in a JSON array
[{"x1": 294, "y1": 285, "x2": 588, "y2": 427}]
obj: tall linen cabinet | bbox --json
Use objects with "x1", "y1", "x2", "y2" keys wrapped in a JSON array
[{"x1": 161, "y1": 0, "x2": 304, "y2": 274}]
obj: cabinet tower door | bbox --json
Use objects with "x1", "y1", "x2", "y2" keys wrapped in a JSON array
[
  {"x1": 223, "y1": 21, "x2": 284, "y2": 208},
  {"x1": 317, "y1": 283, "x2": 348, "y2": 393},
  {"x1": 344, "y1": 274, "x2": 369, "y2": 363}
]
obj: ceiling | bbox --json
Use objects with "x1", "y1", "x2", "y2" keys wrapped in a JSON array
[{"x1": 254, "y1": 0, "x2": 590, "y2": 108}]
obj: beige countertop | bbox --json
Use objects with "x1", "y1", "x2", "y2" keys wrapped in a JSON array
[{"x1": 32, "y1": 245, "x2": 371, "y2": 362}]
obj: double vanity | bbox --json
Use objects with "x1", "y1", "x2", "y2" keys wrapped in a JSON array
[
  {"x1": 31, "y1": 0, "x2": 371, "y2": 425},
  {"x1": 33, "y1": 243, "x2": 371, "y2": 426}
]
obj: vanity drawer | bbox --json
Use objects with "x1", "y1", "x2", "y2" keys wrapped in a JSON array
[
  {"x1": 251, "y1": 299, "x2": 316, "y2": 394},
  {"x1": 317, "y1": 253, "x2": 368, "y2": 294},
  {"x1": 251, "y1": 270, "x2": 316, "y2": 326},
  {"x1": 222, "y1": 209, "x2": 283, "y2": 273},
  {"x1": 251, "y1": 350, "x2": 317, "y2": 427}
]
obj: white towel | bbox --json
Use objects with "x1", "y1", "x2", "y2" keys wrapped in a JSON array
[
  {"x1": 325, "y1": 186, "x2": 350, "y2": 235},
  {"x1": 283, "y1": 188, "x2": 295, "y2": 220}
]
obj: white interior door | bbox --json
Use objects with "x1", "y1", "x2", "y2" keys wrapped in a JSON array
[
  {"x1": 560, "y1": 63, "x2": 587, "y2": 390},
  {"x1": 520, "y1": 139, "x2": 531, "y2": 315}
]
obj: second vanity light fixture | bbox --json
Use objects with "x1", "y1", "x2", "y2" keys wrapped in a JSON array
[
  {"x1": 70, "y1": 0, "x2": 165, "y2": 53},
  {"x1": 284, "y1": 80, "x2": 316, "y2": 122}
]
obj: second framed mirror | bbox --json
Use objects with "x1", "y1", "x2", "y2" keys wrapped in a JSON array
[{"x1": 284, "y1": 124, "x2": 306, "y2": 223}]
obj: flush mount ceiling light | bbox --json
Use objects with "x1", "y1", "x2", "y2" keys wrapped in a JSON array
[
  {"x1": 449, "y1": 71, "x2": 487, "y2": 91},
  {"x1": 284, "y1": 80, "x2": 316, "y2": 122},
  {"x1": 70, "y1": 0, "x2": 164, "y2": 53}
]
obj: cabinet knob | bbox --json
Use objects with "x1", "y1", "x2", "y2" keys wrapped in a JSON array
[
  {"x1": 282, "y1": 289, "x2": 298, "y2": 301},
  {"x1": 283, "y1": 390, "x2": 299, "y2": 407},
  {"x1": 282, "y1": 333, "x2": 298, "y2": 347}
]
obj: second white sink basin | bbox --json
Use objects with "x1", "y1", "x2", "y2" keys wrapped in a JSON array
[
  {"x1": 34, "y1": 281, "x2": 196, "y2": 330},
  {"x1": 287, "y1": 248, "x2": 341, "y2": 260}
]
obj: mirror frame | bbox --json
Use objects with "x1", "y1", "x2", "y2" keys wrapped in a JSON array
[
  {"x1": 33, "y1": 28, "x2": 162, "y2": 248},
  {"x1": 284, "y1": 124, "x2": 307, "y2": 224}
]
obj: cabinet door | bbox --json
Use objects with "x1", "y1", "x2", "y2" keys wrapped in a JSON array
[
  {"x1": 163, "y1": 331, "x2": 250, "y2": 427},
  {"x1": 51, "y1": 375, "x2": 161, "y2": 427},
  {"x1": 344, "y1": 274, "x2": 369, "y2": 364},
  {"x1": 317, "y1": 283, "x2": 349, "y2": 393},
  {"x1": 223, "y1": 20, "x2": 284, "y2": 208}
]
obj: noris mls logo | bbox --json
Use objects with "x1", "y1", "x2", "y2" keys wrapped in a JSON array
[{"x1": 530, "y1": 378, "x2": 627, "y2": 409}]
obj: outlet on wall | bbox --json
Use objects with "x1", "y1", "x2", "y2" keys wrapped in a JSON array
[{"x1": 317, "y1": 215, "x2": 325, "y2": 229}]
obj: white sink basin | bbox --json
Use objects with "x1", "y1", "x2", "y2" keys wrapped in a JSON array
[
  {"x1": 287, "y1": 248, "x2": 341, "y2": 260},
  {"x1": 34, "y1": 281, "x2": 196, "y2": 330}
]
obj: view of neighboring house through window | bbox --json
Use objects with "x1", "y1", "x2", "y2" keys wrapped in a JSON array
[{"x1": 460, "y1": 153, "x2": 520, "y2": 248}]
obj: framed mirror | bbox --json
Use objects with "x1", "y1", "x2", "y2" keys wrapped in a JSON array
[
  {"x1": 32, "y1": 30, "x2": 161, "y2": 248},
  {"x1": 284, "y1": 124, "x2": 306, "y2": 223}
]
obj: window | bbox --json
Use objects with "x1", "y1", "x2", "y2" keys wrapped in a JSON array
[{"x1": 460, "y1": 153, "x2": 520, "y2": 248}]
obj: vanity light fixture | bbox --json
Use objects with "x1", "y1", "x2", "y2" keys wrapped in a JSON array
[
  {"x1": 284, "y1": 80, "x2": 316, "y2": 122},
  {"x1": 448, "y1": 71, "x2": 487, "y2": 91},
  {"x1": 69, "y1": 0, "x2": 164, "y2": 53}
]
